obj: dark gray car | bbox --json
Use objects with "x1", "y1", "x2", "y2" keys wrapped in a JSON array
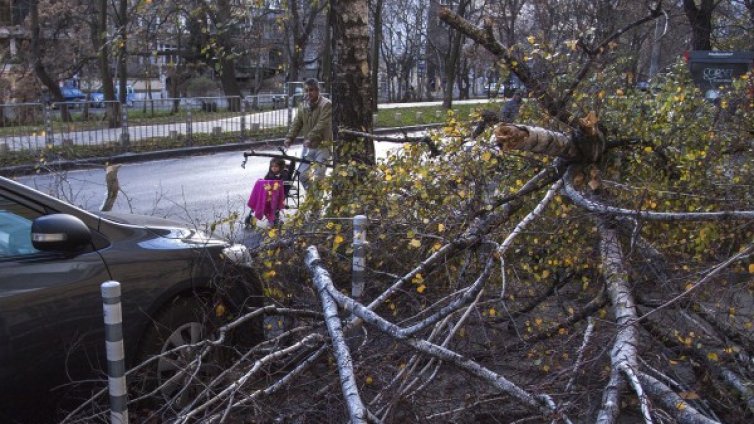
[{"x1": 0, "y1": 176, "x2": 263, "y2": 422}]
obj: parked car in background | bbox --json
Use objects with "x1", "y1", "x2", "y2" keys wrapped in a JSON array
[
  {"x1": 89, "y1": 85, "x2": 136, "y2": 107},
  {"x1": 41, "y1": 87, "x2": 87, "y2": 108},
  {"x1": 0, "y1": 176, "x2": 263, "y2": 422}
]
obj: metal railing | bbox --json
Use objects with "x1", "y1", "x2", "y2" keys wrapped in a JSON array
[{"x1": 0, "y1": 94, "x2": 302, "y2": 159}]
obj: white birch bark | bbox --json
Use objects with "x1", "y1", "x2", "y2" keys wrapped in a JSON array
[
  {"x1": 564, "y1": 167, "x2": 754, "y2": 221},
  {"x1": 313, "y1": 263, "x2": 561, "y2": 418},
  {"x1": 498, "y1": 179, "x2": 563, "y2": 297},
  {"x1": 637, "y1": 372, "x2": 720, "y2": 424},
  {"x1": 596, "y1": 219, "x2": 640, "y2": 424},
  {"x1": 306, "y1": 246, "x2": 367, "y2": 424}
]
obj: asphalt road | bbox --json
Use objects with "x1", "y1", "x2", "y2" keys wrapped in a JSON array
[{"x1": 18, "y1": 139, "x2": 407, "y2": 241}]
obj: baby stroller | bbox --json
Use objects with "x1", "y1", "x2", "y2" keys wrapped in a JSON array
[{"x1": 242, "y1": 148, "x2": 301, "y2": 226}]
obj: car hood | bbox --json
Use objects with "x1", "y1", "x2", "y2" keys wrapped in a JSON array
[{"x1": 96, "y1": 211, "x2": 224, "y2": 244}]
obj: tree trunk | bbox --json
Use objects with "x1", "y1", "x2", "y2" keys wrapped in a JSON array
[
  {"x1": 117, "y1": 0, "x2": 128, "y2": 106},
  {"x1": 29, "y1": 0, "x2": 71, "y2": 122},
  {"x1": 216, "y1": 0, "x2": 241, "y2": 110},
  {"x1": 330, "y1": 0, "x2": 373, "y2": 164},
  {"x1": 329, "y1": 0, "x2": 374, "y2": 216},
  {"x1": 683, "y1": 0, "x2": 714, "y2": 51},
  {"x1": 93, "y1": 0, "x2": 117, "y2": 127},
  {"x1": 321, "y1": 10, "x2": 332, "y2": 90},
  {"x1": 442, "y1": 0, "x2": 469, "y2": 109},
  {"x1": 371, "y1": 0, "x2": 383, "y2": 110}
]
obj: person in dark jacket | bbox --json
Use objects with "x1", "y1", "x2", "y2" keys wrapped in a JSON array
[{"x1": 500, "y1": 91, "x2": 523, "y2": 122}]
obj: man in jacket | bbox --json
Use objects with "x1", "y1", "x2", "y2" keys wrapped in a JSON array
[
  {"x1": 500, "y1": 91, "x2": 523, "y2": 122},
  {"x1": 284, "y1": 78, "x2": 333, "y2": 191}
]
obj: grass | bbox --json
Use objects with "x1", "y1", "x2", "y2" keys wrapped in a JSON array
[{"x1": 374, "y1": 102, "x2": 498, "y2": 127}]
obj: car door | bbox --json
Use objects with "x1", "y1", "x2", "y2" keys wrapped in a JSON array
[{"x1": 0, "y1": 191, "x2": 112, "y2": 414}]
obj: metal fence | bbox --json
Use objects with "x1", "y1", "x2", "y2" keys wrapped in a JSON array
[{"x1": 0, "y1": 94, "x2": 306, "y2": 158}]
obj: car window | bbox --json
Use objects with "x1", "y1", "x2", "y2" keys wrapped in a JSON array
[{"x1": 0, "y1": 195, "x2": 42, "y2": 258}]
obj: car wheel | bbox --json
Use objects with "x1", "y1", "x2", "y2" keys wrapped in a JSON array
[{"x1": 132, "y1": 296, "x2": 226, "y2": 411}]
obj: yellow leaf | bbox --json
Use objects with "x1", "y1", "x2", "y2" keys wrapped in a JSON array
[
  {"x1": 365, "y1": 375, "x2": 373, "y2": 385},
  {"x1": 482, "y1": 151, "x2": 492, "y2": 161},
  {"x1": 748, "y1": 263, "x2": 754, "y2": 274},
  {"x1": 432, "y1": 242, "x2": 443, "y2": 251},
  {"x1": 676, "y1": 401, "x2": 687, "y2": 411},
  {"x1": 416, "y1": 284, "x2": 426, "y2": 294},
  {"x1": 489, "y1": 307, "x2": 497, "y2": 317},
  {"x1": 268, "y1": 228, "x2": 278, "y2": 239},
  {"x1": 643, "y1": 146, "x2": 653, "y2": 153},
  {"x1": 527, "y1": 35, "x2": 536, "y2": 44},
  {"x1": 438, "y1": 223, "x2": 445, "y2": 233},
  {"x1": 409, "y1": 239, "x2": 421, "y2": 248},
  {"x1": 542, "y1": 269, "x2": 550, "y2": 279},
  {"x1": 707, "y1": 352, "x2": 718, "y2": 361},
  {"x1": 333, "y1": 234, "x2": 345, "y2": 250},
  {"x1": 535, "y1": 318, "x2": 543, "y2": 326}
]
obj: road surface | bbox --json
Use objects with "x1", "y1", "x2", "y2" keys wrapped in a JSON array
[{"x1": 17, "y1": 138, "x2": 409, "y2": 241}]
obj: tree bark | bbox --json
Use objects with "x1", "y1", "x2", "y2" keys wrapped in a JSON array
[
  {"x1": 215, "y1": 0, "x2": 242, "y2": 108},
  {"x1": 93, "y1": 0, "x2": 117, "y2": 127},
  {"x1": 683, "y1": 0, "x2": 715, "y2": 51},
  {"x1": 330, "y1": 0, "x2": 374, "y2": 164},
  {"x1": 442, "y1": 0, "x2": 469, "y2": 109},
  {"x1": 29, "y1": 0, "x2": 68, "y2": 121},
  {"x1": 371, "y1": 0, "x2": 382, "y2": 110},
  {"x1": 117, "y1": 0, "x2": 127, "y2": 105}
]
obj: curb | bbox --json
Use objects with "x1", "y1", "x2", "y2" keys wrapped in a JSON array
[{"x1": 0, "y1": 124, "x2": 444, "y2": 177}]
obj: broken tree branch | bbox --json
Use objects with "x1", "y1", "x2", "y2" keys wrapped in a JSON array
[
  {"x1": 595, "y1": 217, "x2": 640, "y2": 424},
  {"x1": 306, "y1": 246, "x2": 367, "y2": 424},
  {"x1": 314, "y1": 262, "x2": 564, "y2": 420},
  {"x1": 438, "y1": 7, "x2": 569, "y2": 124},
  {"x1": 339, "y1": 128, "x2": 441, "y2": 157},
  {"x1": 637, "y1": 372, "x2": 720, "y2": 424},
  {"x1": 564, "y1": 166, "x2": 754, "y2": 221}
]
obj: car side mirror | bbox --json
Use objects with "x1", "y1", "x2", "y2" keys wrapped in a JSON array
[{"x1": 31, "y1": 214, "x2": 92, "y2": 252}]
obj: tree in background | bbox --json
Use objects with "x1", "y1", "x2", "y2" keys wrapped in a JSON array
[{"x1": 281, "y1": 0, "x2": 328, "y2": 86}]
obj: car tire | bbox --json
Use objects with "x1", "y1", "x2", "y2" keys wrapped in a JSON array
[{"x1": 132, "y1": 296, "x2": 227, "y2": 411}]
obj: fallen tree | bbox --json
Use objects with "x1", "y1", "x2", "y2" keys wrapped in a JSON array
[{"x1": 66, "y1": 1, "x2": 754, "y2": 422}]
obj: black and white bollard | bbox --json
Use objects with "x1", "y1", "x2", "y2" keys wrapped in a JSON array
[
  {"x1": 352, "y1": 215, "x2": 367, "y2": 300},
  {"x1": 101, "y1": 281, "x2": 129, "y2": 424}
]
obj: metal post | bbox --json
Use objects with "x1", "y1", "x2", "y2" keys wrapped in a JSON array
[
  {"x1": 119, "y1": 106, "x2": 130, "y2": 149},
  {"x1": 352, "y1": 215, "x2": 367, "y2": 300},
  {"x1": 240, "y1": 100, "x2": 246, "y2": 138},
  {"x1": 287, "y1": 100, "x2": 293, "y2": 129},
  {"x1": 44, "y1": 105, "x2": 54, "y2": 149},
  {"x1": 101, "y1": 281, "x2": 129, "y2": 424},
  {"x1": 186, "y1": 110, "x2": 193, "y2": 146}
]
